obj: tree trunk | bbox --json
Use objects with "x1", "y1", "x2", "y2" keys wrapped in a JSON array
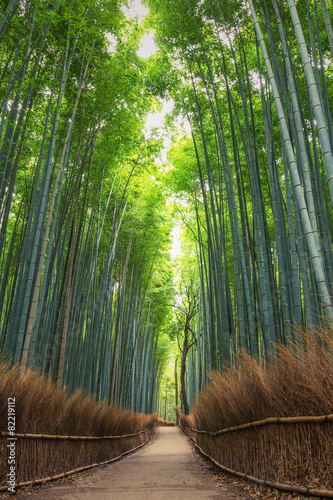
[
  {"x1": 180, "y1": 324, "x2": 190, "y2": 415},
  {"x1": 174, "y1": 358, "x2": 179, "y2": 423}
]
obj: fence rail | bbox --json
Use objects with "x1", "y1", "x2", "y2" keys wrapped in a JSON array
[
  {"x1": 0, "y1": 425, "x2": 152, "y2": 440},
  {"x1": 177, "y1": 409, "x2": 333, "y2": 498},
  {"x1": 179, "y1": 413, "x2": 333, "y2": 435}
]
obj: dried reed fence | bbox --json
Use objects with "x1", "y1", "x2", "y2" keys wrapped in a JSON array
[
  {"x1": 178, "y1": 331, "x2": 333, "y2": 497},
  {"x1": 157, "y1": 418, "x2": 175, "y2": 426},
  {"x1": 178, "y1": 408, "x2": 333, "y2": 497},
  {"x1": 0, "y1": 423, "x2": 155, "y2": 490},
  {"x1": 0, "y1": 362, "x2": 157, "y2": 490}
]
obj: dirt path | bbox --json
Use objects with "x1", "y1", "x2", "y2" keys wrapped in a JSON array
[{"x1": 24, "y1": 427, "x2": 251, "y2": 499}]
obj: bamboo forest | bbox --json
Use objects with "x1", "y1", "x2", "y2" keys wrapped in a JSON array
[
  {"x1": 1, "y1": 0, "x2": 333, "y2": 494},
  {"x1": 0, "y1": 0, "x2": 333, "y2": 494},
  {"x1": 1, "y1": 0, "x2": 333, "y2": 409}
]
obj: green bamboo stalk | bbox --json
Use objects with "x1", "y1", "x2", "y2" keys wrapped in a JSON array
[
  {"x1": 248, "y1": 0, "x2": 333, "y2": 324},
  {"x1": 287, "y1": 0, "x2": 333, "y2": 205}
]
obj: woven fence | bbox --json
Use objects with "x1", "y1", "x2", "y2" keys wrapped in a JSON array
[
  {"x1": 177, "y1": 408, "x2": 333, "y2": 498},
  {"x1": 0, "y1": 421, "x2": 156, "y2": 491},
  {"x1": 157, "y1": 418, "x2": 175, "y2": 426}
]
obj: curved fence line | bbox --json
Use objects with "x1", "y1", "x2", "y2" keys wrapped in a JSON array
[
  {"x1": 179, "y1": 424, "x2": 333, "y2": 499},
  {"x1": 0, "y1": 432, "x2": 152, "y2": 493},
  {"x1": 0, "y1": 418, "x2": 157, "y2": 490},
  {"x1": 178, "y1": 408, "x2": 333, "y2": 498},
  {"x1": 0, "y1": 423, "x2": 154, "y2": 440},
  {"x1": 179, "y1": 413, "x2": 333, "y2": 436}
]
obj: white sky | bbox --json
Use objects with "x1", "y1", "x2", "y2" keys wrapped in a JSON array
[
  {"x1": 137, "y1": 32, "x2": 157, "y2": 58},
  {"x1": 171, "y1": 225, "x2": 181, "y2": 259},
  {"x1": 121, "y1": 0, "x2": 149, "y2": 21}
]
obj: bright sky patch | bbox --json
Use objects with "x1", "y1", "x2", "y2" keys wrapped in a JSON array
[
  {"x1": 137, "y1": 32, "x2": 157, "y2": 58},
  {"x1": 122, "y1": 0, "x2": 149, "y2": 21}
]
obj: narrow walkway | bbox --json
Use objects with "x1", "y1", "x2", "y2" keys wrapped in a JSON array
[{"x1": 27, "y1": 427, "x2": 249, "y2": 499}]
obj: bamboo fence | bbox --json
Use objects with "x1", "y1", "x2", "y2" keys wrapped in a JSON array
[
  {"x1": 0, "y1": 421, "x2": 156, "y2": 490},
  {"x1": 157, "y1": 418, "x2": 176, "y2": 426},
  {"x1": 177, "y1": 408, "x2": 333, "y2": 498}
]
